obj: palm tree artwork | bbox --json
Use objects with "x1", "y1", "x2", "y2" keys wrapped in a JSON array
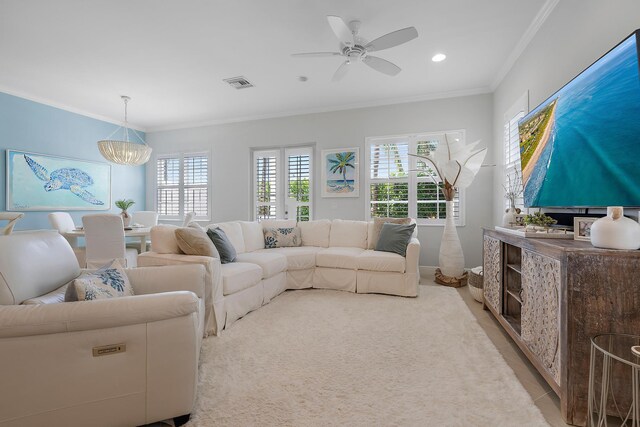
[{"x1": 327, "y1": 151, "x2": 355, "y2": 192}]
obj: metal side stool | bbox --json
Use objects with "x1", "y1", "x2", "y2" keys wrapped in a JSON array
[{"x1": 588, "y1": 333, "x2": 640, "y2": 426}]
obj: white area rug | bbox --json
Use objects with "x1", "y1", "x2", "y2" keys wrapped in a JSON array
[{"x1": 187, "y1": 286, "x2": 549, "y2": 426}]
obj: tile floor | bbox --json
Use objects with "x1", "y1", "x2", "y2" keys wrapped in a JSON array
[{"x1": 451, "y1": 279, "x2": 572, "y2": 427}]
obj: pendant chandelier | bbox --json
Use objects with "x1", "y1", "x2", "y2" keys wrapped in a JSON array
[{"x1": 97, "y1": 96, "x2": 152, "y2": 166}]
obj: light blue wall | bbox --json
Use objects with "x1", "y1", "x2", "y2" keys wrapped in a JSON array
[{"x1": 0, "y1": 92, "x2": 146, "y2": 230}]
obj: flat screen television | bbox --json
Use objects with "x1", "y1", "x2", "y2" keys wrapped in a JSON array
[{"x1": 518, "y1": 29, "x2": 640, "y2": 208}]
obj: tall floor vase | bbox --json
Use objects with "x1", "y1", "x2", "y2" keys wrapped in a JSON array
[{"x1": 435, "y1": 201, "x2": 467, "y2": 287}]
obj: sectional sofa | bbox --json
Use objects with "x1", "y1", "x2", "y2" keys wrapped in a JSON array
[{"x1": 138, "y1": 218, "x2": 420, "y2": 336}]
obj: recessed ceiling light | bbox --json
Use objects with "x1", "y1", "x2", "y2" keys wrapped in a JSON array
[{"x1": 432, "y1": 53, "x2": 446, "y2": 62}]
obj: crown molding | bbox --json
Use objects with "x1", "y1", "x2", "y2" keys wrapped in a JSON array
[
  {"x1": 0, "y1": 86, "x2": 146, "y2": 132},
  {"x1": 490, "y1": 0, "x2": 560, "y2": 91},
  {"x1": 147, "y1": 86, "x2": 492, "y2": 133}
]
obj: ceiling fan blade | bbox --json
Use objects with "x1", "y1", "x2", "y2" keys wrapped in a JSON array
[
  {"x1": 363, "y1": 56, "x2": 401, "y2": 76},
  {"x1": 291, "y1": 52, "x2": 343, "y2": 58},
  {"x1": 327, "y1": 15, "x2": 353, "y2": 46},
  {"x1": 332, "y1": 61, "x2": 350, "y2": 82},
  {"x1": 365, "y1": 27, "x2": 418, "y2": 52}
]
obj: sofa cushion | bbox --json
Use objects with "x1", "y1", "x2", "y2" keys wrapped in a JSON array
[
  {"x1": 255, "y1": 247, "x2": 321, "y2": 270},
  {"x1": 329, "y1": 219, "x2": 368, "y2": 249},
  {"x1": 71, "y1": 260, "x2": 134, "y2": 301},
  {"x1": 240, "y1": 221, "x2": 264, "y2": 252},
  {"x1": 376, "y1": 223, "x2": 417, "y2": 257},
  {"x1": 260, "y1": 219, "x2": 296, "y2": 229},
  {"x1": 356, "y1": 250, "x2": 406, "y2": 273},
  {"x1": 210, "y1": 222, "x2": 245, "y2": 254},
  {"x1": 221, "y1": 262, "x2": 263, "y2": 296},
  {"x1": 175, "y1": 227, "x2": 220, "y2": 258},
  {"x1": 368, "y1": 217, "x2": 412, "y2": 249},
  {"x1": 263, "y1": 227, "x2": 301, "y2": 248},
  {"x1": 23, "y1": 284, "x2": 69, "y2": 305},
  {"x1": 151, "y1": 225, "x2": 183, "y2": 254},
  {"x1": 207, "y1": 228, "x2": 237, "y2": 264},
  {"x1": 298, "y1": 219, "x2": 331, "y2": 247},
  {"x1": 236, "y1": 252, "x2": 287, "y2": 279},
  {"x1": 316, "y1": 247, "x2": 365, "y2": 269}
]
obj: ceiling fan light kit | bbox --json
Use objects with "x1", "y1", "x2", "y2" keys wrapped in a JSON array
[
  {"x1": 97, "y1": 96, "x2": 152, "y2": 166},
  {"x1": 293, "y1": 15, "x2": 418, "y2": 81}
]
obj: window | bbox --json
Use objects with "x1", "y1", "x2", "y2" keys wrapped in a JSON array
[
  {"x1": 252, "y1": 146, "x2": 313, "y2": 221},
  {"x1": 366, "y1": 131, "x2": 465, "y2": 226},
  {"x1": 504, "y1": 92, "x2": 528, "y2": 210},
  {"x1": 156, "y1": 152, "x2": 209, "y2": 220}
]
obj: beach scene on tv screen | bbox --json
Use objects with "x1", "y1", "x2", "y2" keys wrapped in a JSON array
[{"x1": 519, "y1": 33, "x2": 640, "y2": 207}]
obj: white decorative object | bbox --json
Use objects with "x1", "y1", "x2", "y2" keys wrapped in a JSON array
[
  {"x1": 440, "y1": 201, "x2": 465, "y2": 277},
  {"x1": 590, "y1": 206, "x2": 640, "y2": 250},
  {"x1": 502, "y1": 169, "x2": 523, "y2": 227},
  {"x1": 502, "y1": 207, "x2": 517, "y2": 227},
  {"x1": 411, "y1": 135, "x2": 487, "y2": 285},
  {"x1": 0, "y1": 212, "x2": 24, "y2": 235},
  {"x1": 97, "y1": 96, "x2": 152, "y2": 166}
]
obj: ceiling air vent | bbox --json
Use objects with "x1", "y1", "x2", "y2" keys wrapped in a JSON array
[{"x1": 223, "y1": 76, "x2": 254, "y2": 89}]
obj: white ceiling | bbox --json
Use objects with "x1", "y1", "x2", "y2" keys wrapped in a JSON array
[{"x1": 0, "y1": 0, "x2": 549, "y2": 131}]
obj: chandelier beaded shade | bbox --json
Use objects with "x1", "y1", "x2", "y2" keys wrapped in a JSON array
[{"x1": 97, "y1": 96, "x2": 152, "y2": 166}]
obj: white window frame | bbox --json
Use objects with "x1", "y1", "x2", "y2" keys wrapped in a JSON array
[
  {"x1": 251, "y1": 145, "x2": 314, "y2": 221},
  {"x1": 154, "y1": 151, "x2": 211, "y2": 221},
  {"x1": 503, "y1": 92, "x2": 529, "y2": 211},
  {"x1": 365, "y1": 131, "x2": 466, "y2": 227}
]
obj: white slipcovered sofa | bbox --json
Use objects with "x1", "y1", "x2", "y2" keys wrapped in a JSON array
[
  {"x1": 139, "y1": 219, "x2": 420, "y2": 336},
  {"x1": 0, "y1": 231, "x2": 206, "y2": 427}
]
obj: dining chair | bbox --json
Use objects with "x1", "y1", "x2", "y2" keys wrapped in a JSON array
[
  {"x1": 0, "y1": 212, "x2": 24, "y2": 235},
  {"x1": 128, "y1": 211, "x2": 159, "y2": 252},
  {"x1": 132, "y1": 210, "x2": 159, "y2": 227},
  {"x1": 182, "y1": 211, "x2": 197, "y2": 226},
  {"x1": 48, "y1": 212, "x2": 86, "y2": 267},
  {"x1": 83, "y1": 214, "x2": 138, "y2": 268}
]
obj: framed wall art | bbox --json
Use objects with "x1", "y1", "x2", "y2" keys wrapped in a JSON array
[
  {"x1": 321, "y1": 148, "x2": 359, "y2": 198},
  {"x1": 6, "y1": 150, "x2": 111, "y2": 211},
  {"x1": 573, "y1": 216, "x2": 597, "y2": 241}
]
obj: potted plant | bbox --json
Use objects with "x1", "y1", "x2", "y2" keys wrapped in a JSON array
[
  {"x1": 115, "y1": 199, "x2": 135, "y2": 227},
  {"x1": 523, "y1": 211, "x2": 557, "y2": 230}
]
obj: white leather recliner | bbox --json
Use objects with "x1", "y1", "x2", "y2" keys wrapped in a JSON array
[{"x1": 0, "y1": 231, "x2": 206, "y2": 427}]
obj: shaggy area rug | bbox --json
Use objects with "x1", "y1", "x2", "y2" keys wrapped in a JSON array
[{"x1": 187, "y1": 285, "x2": 549, "y2": 426}]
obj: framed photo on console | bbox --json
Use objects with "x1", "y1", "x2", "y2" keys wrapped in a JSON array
[
  {"x1": 321, "y1": 148, "x2": 359, "y2": 198},
  {"x1": 573, "y1": 217, "x2": 597, "y2": 241}
]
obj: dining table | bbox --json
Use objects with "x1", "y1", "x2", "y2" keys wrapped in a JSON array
[{"x1": 62, "y1": 226, "x2": 152, "y2": 251}]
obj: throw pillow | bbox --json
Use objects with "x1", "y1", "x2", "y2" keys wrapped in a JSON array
[
  {"x1": 375, "y1": 223, "x2": 417, "y2": 257},
  {"x1": 263, "y1": 227, "x2": 302, "y2": 249},
  {"x1": 175, "y1": 227, "x2": 220, "y2": 258},
  {"x1": 69, "y1": 259, "x2": 134, "y2": 301},
  {"x1": 207, "y1": 227, "x2": 237, "y2": 264},
  {"x1": 370, "y1": 217, "x2": 412, "y2": 249}
]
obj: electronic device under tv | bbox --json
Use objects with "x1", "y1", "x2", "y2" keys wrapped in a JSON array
[{"x1": 518, "y1": 29, "x2": 640, "y2": 208}]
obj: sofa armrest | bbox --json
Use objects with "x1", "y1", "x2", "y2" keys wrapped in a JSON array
[
  {"x1": 138, "y1": 252, "x2": 224, "y2": 336},
  {"x1": 126, "y1": 265, "x2": 206, "y2": 299},
  {"x1": 405, "y1": 237, "x2": 421, "y2": 275},
  {"x1": 0, "y1": 291, "x2": 199, "y2": 339}
]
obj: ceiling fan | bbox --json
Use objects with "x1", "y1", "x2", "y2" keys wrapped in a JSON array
[{"x1": 292, "y1": 16, "x2": 418, "y2": 82}]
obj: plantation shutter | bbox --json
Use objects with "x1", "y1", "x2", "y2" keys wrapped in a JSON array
[
  {"x1": 369, "y1": 140, "x2": 410, "y2": 218},
  {"x1": 286, "y1": 147, "x2": 312, "y2": 221},
  {"x1": 183, "y1": 154, "x2": 208, "y2": 217},
  {"x1": 504, "y1": 111, "x2": 526, "y2": 209},
  {"x1": 366, "y1": 131, "x2": 465, "y2": 225},
  {"x1": 415, "y1": 137, "x2": 461, "y2": 221},
  {"x1": 254, "y1": 150, "x2": 279, "y2": 220},
  {"x1": 156, "y1": 156, "x2": 181, "y2": 218}
]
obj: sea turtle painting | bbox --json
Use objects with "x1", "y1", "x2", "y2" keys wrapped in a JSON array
[{"x1": 23, "y1": 154, "x2": 104, "y2": 205}]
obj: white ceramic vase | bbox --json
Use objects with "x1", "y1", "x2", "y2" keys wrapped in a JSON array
[
  {"x1": 439, "y1": 200, "x2": 465, "y2": 277},
  {"x1": 590, "y1": 206, "x2": 640, "y2": 250}
]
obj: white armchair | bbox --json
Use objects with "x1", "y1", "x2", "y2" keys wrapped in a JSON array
[{"x1": 0, "y1": 231, "x2": 206, "y2": 427}]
